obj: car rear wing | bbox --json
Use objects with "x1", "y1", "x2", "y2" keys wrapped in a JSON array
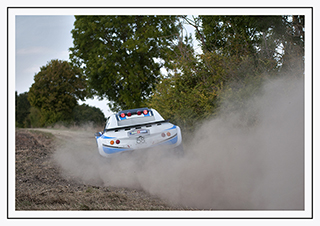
[{"x1": 104, "y1": 120, "x2": 170, "y2": 132}]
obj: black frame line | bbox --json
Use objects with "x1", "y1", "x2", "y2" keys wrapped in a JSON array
[{"x1": 7, "y1": 6, "x2": 313, "y2": 220}]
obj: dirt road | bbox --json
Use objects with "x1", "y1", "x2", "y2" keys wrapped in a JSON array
[
  {"x1": 15, "y1": 77, "x2": 305, "y2": 212},
  {"x1": 15, "y1": 128, "x2": 189, "y2": 210}
]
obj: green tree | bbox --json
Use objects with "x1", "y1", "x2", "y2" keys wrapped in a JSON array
[
  {"x1": 279, "y1": 15, "x2": 304, "y2": 75},
  {"x1": 72, "y1": 104, "x2": 106, "y2": 126},
  {"x1": 28, "y1": 59, "x2": 87, "y2": 126},
  {"x1": 149, "y1": 32, "x2": 224, "y2": 132},
  {"x1": 196, "y1": 15, "x2": 304, "y2": 115},
  {"x1": 197, "y1": 16, "x2": 287, "y2": 74},
  {"x1": 24, "y1": 107, "x2": 41, "y2": 128},
  {"x1": 150, "y1": 15, "x2": 305, "y2": 132},
  {"x1": 15, "y1": 91, "x2": 31, "y2": 128},
  {"x1": 70, "y1": 15, "x2": 181, "y2": 112},
  {"x1": 197, "y1": 15, "x2": 304, "y2": 76}
]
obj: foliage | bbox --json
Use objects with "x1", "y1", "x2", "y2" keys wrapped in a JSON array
[
  {"x1": 149, "y1": 47, "x2": 225, "y2": 132},
  {"x1": 279, "y1": 16, "x2": 305, "y2": 75},
  {"x1": 28, "y1": 59, "x2": 87, "y2": 127},
  {"x1": 197, "y1": 15, "x2": 304, "y2": 75},
  {"x1": 72, "y1": 104, "x2": 106, "y2": 126},
  {"x1": 149, "y1": 15, "x2": 304, "y2": 133},
  {"x1": 15, "y1": 91, "x2": 31, "y2": 128},
  {"x1": 22, "y1": 15, "x2": 304, "y2": 132},
  {"x1": 198, "y1": 16, "x2": 283, "y2": 54},
  {"x1": 19, "y1": 60, "x2": 106, "y2": 128},
  {"x1": 69, "y1": 16, "x2": 181, "y2": 112},
  {"x1": 16, "y1": 91, "x2": 106, "y2": 128},
  {"x1": 24, "y1": 107, "x2": 41, "y2": 128}
]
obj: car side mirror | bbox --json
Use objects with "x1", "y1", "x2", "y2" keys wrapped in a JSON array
[{"x1": 95, "y1": 132, "x2": 102, "y2": 137}]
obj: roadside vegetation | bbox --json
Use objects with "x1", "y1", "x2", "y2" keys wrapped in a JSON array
[{"x1": 16, "y1": 15, "x2": 304, "y2": 133}]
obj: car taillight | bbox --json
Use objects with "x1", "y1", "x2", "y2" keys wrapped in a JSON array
[
  {"x1": 110, "y1": 140, "x2": 114, "y2": 145},
  {"x1": 167, "y1": 132, "x2": 171, "y2": 136},
  {"x1": 137, "y1": 110, "x2": 141, "y2": 115},
  {"x1": 116, "y1": 140, "x2": 120, "y2": 144},
  {"x1": 161, "y1": 133, "x2": 166, "y2": 137},
  {"x1": 143, "y1": 109, "x2": 148, "y2": 115},
  {"x1": 127, "y1": 112, "x2": 132, "y2": 117},
  {"x1": 120, "y1": 113, "x2": 125, "y2": 118}
]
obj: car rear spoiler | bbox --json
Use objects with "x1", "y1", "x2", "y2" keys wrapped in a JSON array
[{"x1": 104, "y1": 120, "x2": 170, "y2": 132}]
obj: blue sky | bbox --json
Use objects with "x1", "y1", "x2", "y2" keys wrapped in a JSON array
[{"x1": 15, "y1": 15, "x2": 113, "y2": 117}]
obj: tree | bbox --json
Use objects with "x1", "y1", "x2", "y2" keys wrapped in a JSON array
[
  {"x1": 149, "y1": 30, "x2": 224, "y2": 132},
  {"x1": 24, "y1": 107, "x2": 41, "y2": 128},
  {"x1": 279, "y1": 15, "x2": 304, "y2": 75},
  {"x1": 70, "y1": 16, "x2": 181, "y2": 112},
  {"x1": 72, "y1": 104, "x2": 106, "y2": 126},
  {"x1": 198, "y1": 16, "x2": 287, "y2": 73},
  {"x1": 28, "y1": 59, "x2": 87, "y2": 126},
  {"x1": 15, "y1": 91, "x2": 31, "y2": 128},
  {"x1": 197, "y1": 15, "x2": 305, "y2": 75},
  {"x1": 150, "y1": 15, "x2": 305, "y2": 132}
]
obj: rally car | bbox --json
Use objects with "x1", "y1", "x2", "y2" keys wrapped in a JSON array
[{"x1": 95, "y1": 108, "x2": 183, "y2": 157}]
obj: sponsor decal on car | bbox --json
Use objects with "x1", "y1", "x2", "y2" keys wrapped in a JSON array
[{"x1": 128, "y1": 129, "x2": 149, "y2": 136}]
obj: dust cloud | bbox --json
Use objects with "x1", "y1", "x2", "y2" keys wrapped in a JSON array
[{"x1": 53, "y1": 75, "x2": 304, "y2": 210}]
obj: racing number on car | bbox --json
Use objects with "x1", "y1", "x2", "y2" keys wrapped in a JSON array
[{"x1": 136, "y1": 136, "x2": 145, "y2": 144}]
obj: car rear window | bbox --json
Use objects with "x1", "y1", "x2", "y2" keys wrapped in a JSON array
[{"x1": 117, "y1": 115, "x2": 155, "y2": 127}]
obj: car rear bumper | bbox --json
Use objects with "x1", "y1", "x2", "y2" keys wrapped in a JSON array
[{"x1": 98, "y1": 133, "x2": 180, "y2": 156}]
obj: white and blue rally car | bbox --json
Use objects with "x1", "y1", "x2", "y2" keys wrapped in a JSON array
[{"x1": 95, "y1": 108, "x2": 183, "y2": 157}]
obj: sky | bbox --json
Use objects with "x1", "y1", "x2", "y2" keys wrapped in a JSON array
[
  {"x1": 13, "y1": 9, "x2": 312, "y2": 120},
  {"x1": 15, "y1": 15, "x2": 200, "y2": 117},
  {"x1": 15, "y1": 15, "x2": 113, "y2": 117},
  {"x1": 14, "y1": 14, "x2": 200, "y2": 118}
]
